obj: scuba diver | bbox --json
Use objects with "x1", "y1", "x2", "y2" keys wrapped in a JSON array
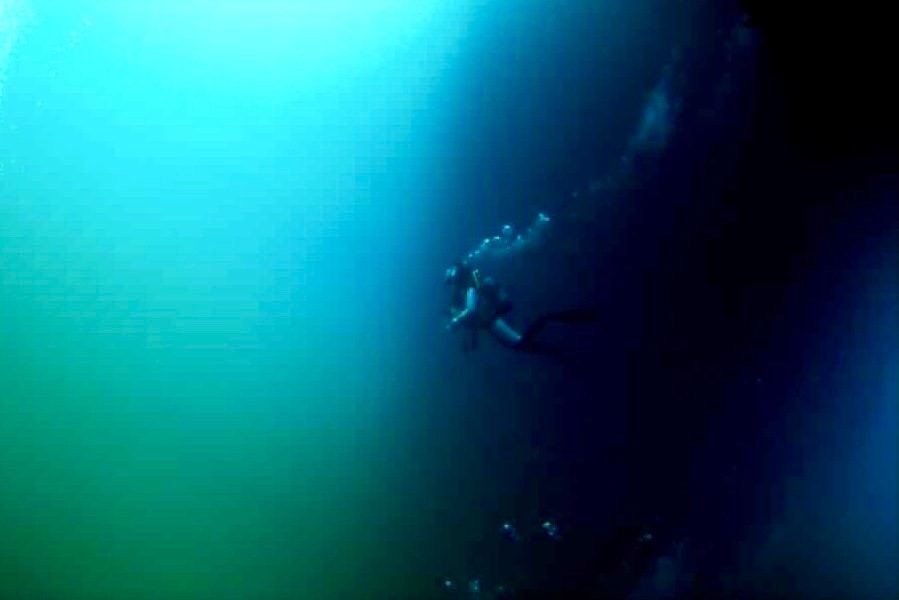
[{"x1": 444, "y1": 260, "x2": 597, "y2": 356}]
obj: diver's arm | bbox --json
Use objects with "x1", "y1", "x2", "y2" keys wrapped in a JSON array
[{"x1": 448, "y1": 287, "x2": 477, "y2": 330}]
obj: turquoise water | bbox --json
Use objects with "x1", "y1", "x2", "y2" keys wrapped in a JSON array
[{"x1": 1, "y1": 1, "x2": 477, "y2": 597}]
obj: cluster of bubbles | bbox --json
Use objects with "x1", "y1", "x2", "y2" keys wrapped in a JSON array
[
  {"x1": 454, "y1": 47, "x2": 686, "y2": 271},
  {"x1": 463, "y1": 212, "x2": 552, "y2": 266},
  {"x1": 438, "y1": 519, "x2": 561, "y2": 599},
  {"x1": 439, "y1": 578, "x2": 501, "y2": 599},
  {"x1": 500, "y1": 519, "x2": 560, "y2": 543},
  {"x1": 462, "y1": 23, "x2": 756, "y2": 254},
  {"x1": 454, "y1": 39, "x2": 722, "y2": 269}
]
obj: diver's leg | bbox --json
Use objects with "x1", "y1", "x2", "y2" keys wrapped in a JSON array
[
  {"x1": 520, "y1": 308, "x2": 598, "y2": 346},
  {"x1": 490, "y1": 318, "x2": 523, "y2": 348},
  {"x1": 492, "y1": 318, "x2": 564, "y2": 359}
]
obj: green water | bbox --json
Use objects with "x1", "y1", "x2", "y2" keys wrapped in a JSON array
[{"x1": 1, "y1": 1, "x2": 475, "y2": 597}]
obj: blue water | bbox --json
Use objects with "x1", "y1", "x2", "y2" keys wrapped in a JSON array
[{"x1": 2, "y1": 1, "x2": 896, "y2": 599}]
